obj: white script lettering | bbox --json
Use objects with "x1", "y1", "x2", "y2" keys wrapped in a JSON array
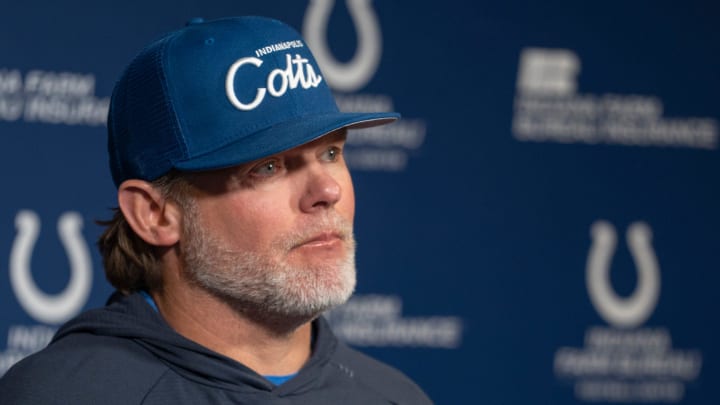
[{"x1": 226, "y1": 53, "x2": 323, "y2": 111}]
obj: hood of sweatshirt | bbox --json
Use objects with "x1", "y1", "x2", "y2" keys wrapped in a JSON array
[{"x1": 51, "y1": 291, "x2": 339, "y2": 396}]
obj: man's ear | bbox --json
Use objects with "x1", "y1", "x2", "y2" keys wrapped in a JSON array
[{"x1": 117, "y1": 179, "x2": 182, "y2": 247}]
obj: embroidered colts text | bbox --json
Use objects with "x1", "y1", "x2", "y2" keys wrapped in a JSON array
[{"x1": 226, "y1": 53, "x2": 323, "y2": 111}]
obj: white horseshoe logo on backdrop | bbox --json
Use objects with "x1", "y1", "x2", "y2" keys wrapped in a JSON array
[
  {"x1": 10, "y1": 210, "x2": 92, "y2": 324},
  {"x1": 586, "y1": 220, "x2": 660, "y2": 328},
  {"x1": 303, "y1": 0, "x2": 382, "y2": 92}
]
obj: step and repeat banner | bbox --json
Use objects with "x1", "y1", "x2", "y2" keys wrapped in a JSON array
[{"x1": 1, "y1": 1, "x2": 718, "y2": 403}]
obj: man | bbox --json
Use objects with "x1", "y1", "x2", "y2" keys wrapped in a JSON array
[{"x1": 0, "y1": 16, "x2": 432, "y2": 404}]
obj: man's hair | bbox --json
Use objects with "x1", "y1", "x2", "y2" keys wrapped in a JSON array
[{"x1": 97, "y1": 171, "x2": 191, "y2": 293}]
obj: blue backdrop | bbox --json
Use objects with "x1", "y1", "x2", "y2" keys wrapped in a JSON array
[{"x1": 1, "y1": 1, "x2": 719, "y2": 403}]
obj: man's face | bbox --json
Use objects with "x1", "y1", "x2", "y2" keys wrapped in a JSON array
[{"x1": 179, "y1": 129, "x2": 356, "y2": 321}]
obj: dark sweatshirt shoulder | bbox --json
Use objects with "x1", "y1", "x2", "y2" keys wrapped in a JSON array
[
  {"x1": 0, "y1": 329, "x2": 169, "y2": 405},
  {"x1": 331, "y1": 341, "x2": 434, "y2": 405}
]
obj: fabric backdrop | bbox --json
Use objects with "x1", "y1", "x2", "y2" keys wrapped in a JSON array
[{"x1": 1, "y1": 1, "x2": 718, "y2": 403}]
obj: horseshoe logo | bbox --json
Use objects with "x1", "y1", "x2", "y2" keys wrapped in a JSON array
[
  {"x1": 586, "y1": 220, "x2": 660, "y2": 328},
  {"x1": 303, "y1": 0, "x2": 383, "y2": 92},
  {"x1": 9, "y1": 210, "x2": 92, "y2": 324}
]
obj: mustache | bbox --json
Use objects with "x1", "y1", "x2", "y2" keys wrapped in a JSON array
[{"x1": 277, "y1": 214, "x2": 354, "y2": 251}]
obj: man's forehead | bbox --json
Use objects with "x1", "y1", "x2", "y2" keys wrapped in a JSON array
[{"x1": 250, "y1": 127, "x2": 348, "y2": 160}]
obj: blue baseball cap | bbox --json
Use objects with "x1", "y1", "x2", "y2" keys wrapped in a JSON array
[{"x1": 107, "y1": 16, "x2": 399, "y2": 187}]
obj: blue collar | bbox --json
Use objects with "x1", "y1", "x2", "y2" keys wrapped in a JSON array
[{"x1": 139, "y1": 290, "x2": 159, "y2": 313}]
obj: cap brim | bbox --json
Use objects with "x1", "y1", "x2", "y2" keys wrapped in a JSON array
[{"x1": 173, "y1": 112, "x2": 399, "y2": 172}]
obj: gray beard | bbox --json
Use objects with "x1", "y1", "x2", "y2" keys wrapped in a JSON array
[{"x1": 179, "y1": 202, "x2": 356, "y2": 331}]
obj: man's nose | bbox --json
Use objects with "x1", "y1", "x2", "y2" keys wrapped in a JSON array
[{"x1": 299, "y1": 166, "x2": 342, "y2": 212}]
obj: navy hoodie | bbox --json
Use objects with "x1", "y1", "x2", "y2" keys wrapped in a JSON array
[{"x1": 0, "y1": 292, "x2": 432, "y2": 404}]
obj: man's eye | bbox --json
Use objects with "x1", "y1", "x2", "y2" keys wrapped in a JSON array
[
  {"x1": 321, "y1": 146, "x2": 341, "y2": 162},
  {"x1": 250, "y1": 159, "x2": 280, "y2": 177}
]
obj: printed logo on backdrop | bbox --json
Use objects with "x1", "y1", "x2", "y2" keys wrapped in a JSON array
[
  {"x1": 0, "y1": 69, "x2": 108, "y2": 126},
  {"x1": 325, "y1": 294, "x2": 463, "y2": 349},
  {"x1": 553, "y1": 220, "x2": 702, "y2": 403},
  {"x1": 512, "y1": 48, "x2": 718, "y2": 149},
  {"x1": 1, "y1": 210, "x2": 93, "y2": 376},
  {"x1": 303, "y1": 0, "x2": 427, "y2": 171}
]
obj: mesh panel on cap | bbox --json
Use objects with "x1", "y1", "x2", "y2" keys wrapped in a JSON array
[{"x1": 109, "y1": 32, "x2": 186, "y2": 185}]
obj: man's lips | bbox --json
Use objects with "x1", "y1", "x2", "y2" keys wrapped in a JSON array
[{"x1": 293, "y1": 231, "x2": 344, "y2": 249}]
